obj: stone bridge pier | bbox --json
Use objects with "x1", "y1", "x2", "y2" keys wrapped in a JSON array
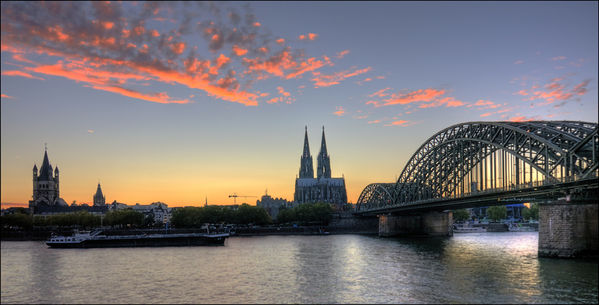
[
  {"x1": 538, "y1": 199, "x2": 598, "y2": 258},
  {"x1": 378, "y1": 211, "x2": 453, "y2": 237}
]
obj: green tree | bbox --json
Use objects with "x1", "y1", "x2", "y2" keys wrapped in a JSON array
[
  {"x1": 453, "y1": 209, "x2": 470, "y2": 222},
  {"x1": 1, "y1": 213, "x2": 33, "y2": 229},
  {"x1": 274, "y1": 203, "x2": 332, "y2": 225},
  {"x1": 521, "y1": 203, "x2": 539, "y2": 221},
  {"x1": 486, "y1": 205, "x2": 507, "y2": 222},
  {"x1": 104, "y1": 209, "x2": 144, "y2": 227}
]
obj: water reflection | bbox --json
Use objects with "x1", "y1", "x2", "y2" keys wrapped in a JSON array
[{"x1": 2, "y1": 233, "x2": 597, "y2": 304}]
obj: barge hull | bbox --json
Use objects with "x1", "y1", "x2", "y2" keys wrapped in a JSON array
[{"x1": 47, "y1": 235, "x2": 226, "y2": 248}]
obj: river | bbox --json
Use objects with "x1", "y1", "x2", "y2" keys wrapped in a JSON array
[{"x1": 1, "y1": 232, "x2": 597, "y2": 304}]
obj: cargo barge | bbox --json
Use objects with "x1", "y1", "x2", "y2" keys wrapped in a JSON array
[{"x1": 46, "y1": 230, "x2": 229, "y2": 248}]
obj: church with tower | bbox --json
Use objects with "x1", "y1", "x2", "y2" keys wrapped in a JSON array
[
  {"x1": 294, "y1": 127, "x2": 348, "y2": 207},
  {"x1": 29, "y1": 148, "x2": 68, "y2": 213}
]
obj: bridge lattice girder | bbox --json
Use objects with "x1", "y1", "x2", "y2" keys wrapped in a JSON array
[{"x1": 357, "y1": 121, "x2": 598, "y2": 211}]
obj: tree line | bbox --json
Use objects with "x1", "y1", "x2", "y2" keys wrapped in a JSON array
[
  {"x1": 171, "y1": 204, "x2": 272, "y2": 227},
  {"x1": 1, "y1": 209, "x2": 149, "y2": 230},
  {"x1": 276, "y1": 202, "x2": 333, "y2": 225}
]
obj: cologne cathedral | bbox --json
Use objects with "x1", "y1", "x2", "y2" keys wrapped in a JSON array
[{"x1": 294, "y1": 127, "x2": 348, "y2": 206}]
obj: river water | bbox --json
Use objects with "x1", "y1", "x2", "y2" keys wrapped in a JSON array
[{"x1": 1, "y1": 232, "x2": 597, "y2": 304}]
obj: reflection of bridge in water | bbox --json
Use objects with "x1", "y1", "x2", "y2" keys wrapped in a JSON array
[{"x1": 354, "y1": 121, "x2": 598, "y2": 258}]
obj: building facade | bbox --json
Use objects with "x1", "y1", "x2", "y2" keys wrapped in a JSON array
[
  {"x1": 256, "y1": 190, "x2": 293, "y2": 220},
  {"x1": 294, "y1": 127, "x2": 348, "y2": 207},
  {"x1": 29, "y1": 149, "x2": 68, "y2": 213}
]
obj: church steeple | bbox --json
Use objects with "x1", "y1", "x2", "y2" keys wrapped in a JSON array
[
  {"x1": 317, "y1": 126, "x2": 331, "y2": 178},
  {"x1": 38, "y1": 149, "x2": 53, "y2": 181},
  {"x1": 299, "y1": 126, "x2": 314, "y2": 178},
  {"x1": 93, "y1": 183, "x2": 106, "y2": 206}
]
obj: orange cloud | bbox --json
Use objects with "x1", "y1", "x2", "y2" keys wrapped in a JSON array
[
  {"x1": 298, "y1": 34, "x2": 306, "y2": 40},
  {"x1": 385, "y1": 120, "x2": 410, "y2": 127},
  {"x1": 1, "y1": 94, "x2": 14, "y2": 99},
  {"x1": 308, "y1": 33, "x2": 317, "y2": 40},
  {"x1": 365, "y1": 100, "x2": 382, "y2": 107},
  {"x1": 277, "y1": 86, "x2": 290, "y2": 97},
  {"x1": 514, "y1": 60, "x2": 524, "y2": 65},
  {"x1": 368, "y1": 120, "x2": 381, "y2": 124},
  {"x1": 91, "y1": 85, "x2": 190, "y2": 104},
  {"x1": 384, "y1": 88, "x2": 445, "y2": 106},
  {"x1": 312, "y1": 67, "x2": 372, "y2": 88},
  {"x1": 232, "y1": 45, "x2": 248, "y2": 56},
  {"x1": 170, "y1": 42, "x2": 185, "y2": 55},
  {"x1": 551, "y1": 56, "x2": 567, "y2": 61},
  {"x1": 419, "y1": 96, "x2": 464, "y2": 108},
  {"x1": 509, "y1": 116, "x2": 535, "y2": 122},
  {"x1": 333, "y1": 106, "x2": 345, "y2": 116},
  {"x1": 473, "y1": 99, "x2": 501, "y2": 109},
  {"x1": 286, "y1": 56, "x2": 331, "y2": 79},
  {"x1": 253, "y1": 22, "x2": 261, "y2": 27},
  {"x1": 369, "y1": 87, "x2": 391, "y2": 98},
  {"x1": 2, "y1": 70, "x2": 45, "y2": 80},
  {"x1": 276, "y1": 38, "x2": 285, "y2": 45},
  {"x1": 336, "y1": 50, "x2": 350, "y2": 59}
]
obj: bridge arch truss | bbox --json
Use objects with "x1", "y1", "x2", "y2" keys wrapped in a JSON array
[{"x1": 357, "y1": 121, "x2": 598, "y2": 212}]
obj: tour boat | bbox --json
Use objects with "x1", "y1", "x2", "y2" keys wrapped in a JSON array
[{"x1": 46, "y1": 230, "x2": 229, "y2": 248}]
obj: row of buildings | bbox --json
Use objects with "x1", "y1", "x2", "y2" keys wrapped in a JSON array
[
  {"x1": 27, "y1": 149, "x2": 171, "y2": 223},
  {"x1": 23, "y1": 126, "x2": 349, "y2": 221}
]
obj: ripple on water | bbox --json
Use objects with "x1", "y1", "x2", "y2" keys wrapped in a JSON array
[{"x1": 1, "y1": 233, "x2": 597, "y2": 304}]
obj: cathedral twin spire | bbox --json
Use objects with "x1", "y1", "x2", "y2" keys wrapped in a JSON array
[{"x1": 299, "y1": 126, "x2": 331, "y2": 179}]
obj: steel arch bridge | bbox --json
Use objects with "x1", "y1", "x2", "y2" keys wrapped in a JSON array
[{"x1": 356, "y1": 121, "x2": 598, "y2": 214}]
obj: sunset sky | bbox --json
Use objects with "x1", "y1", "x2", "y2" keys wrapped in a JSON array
[{"x1": 1, "y1": 1, "x2": 597, "y2": 208}]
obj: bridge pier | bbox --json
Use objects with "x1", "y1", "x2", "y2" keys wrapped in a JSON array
[
  {"x1": 378, "y1": 211, "x2": 453, "y2": 237},
  {"x1": 538, "y1": 199, "x2": 598, "y2": 258}
]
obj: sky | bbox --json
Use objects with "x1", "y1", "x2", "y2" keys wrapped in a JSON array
[{"x1": 1, "y1": 1, "x2": 597, "y2": 208}]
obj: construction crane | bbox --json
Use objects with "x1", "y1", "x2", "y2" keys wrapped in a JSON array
[{"x1": 228, "y1": 193, "x2": 257, "y2": 204}]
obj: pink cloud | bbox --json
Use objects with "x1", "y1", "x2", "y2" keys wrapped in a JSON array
[
  {"x1": 369, "y1": 87, "x2": 392, "y2": 98},
  {"x1": 1, "y1": 94, "x2": 15, "y2": 99},
  {"x1": 509, "y1": 116, "x2": 537, "y2": 122},
  {"x1": 383, "y1": 88, "x2": 446, "y2": 106},
  {"x1": 521, "y1": 77, "x2": 590, "y2": 105},
  {"x1": 91, "y1": 85, "x2": 190, "y2": 104},
  {"x1": 336, "y1": 50, "x2": 350, "y2": 59},
  {"x1": 2, "y1": 70, "x2": 45, "y2": 80},
  {"x1": 277, "y1": 86, "x2": 290, "y2": 97},
  {"x1": 312, "y1": 67, "x2": 372, "y2": 88},
  {"x1": 232, "y1": 45, "x2": 248, "y2": 56},
  {"x1": 365, "y1": 100, "x2": 382, "y2": 107},
  {"x1": 384, "y1": 120, "x2": 410, "y2": 127},
  {"x1": 514, "y1": 60, "x2": 524, "y2": 65},
  {"x1": 333, "y1": 106, "x2": 345, "y2": 116},
  {"x1": 298, "y1": 33, "x2": 317, "y2": 41},
  {"x1": 552, "y1": 56, "x2": 567, "y2": 61},
  {"x1": 368, "y1": 120, "x2": 381, "y2": 124}
]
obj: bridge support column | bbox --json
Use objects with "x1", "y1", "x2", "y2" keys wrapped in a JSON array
[
  {"x1": 378, "y1": 211, "x2": 453, "y2": 237},
  {"x1": 538, "y1": 200, "x2": 598, "y2": 258}
]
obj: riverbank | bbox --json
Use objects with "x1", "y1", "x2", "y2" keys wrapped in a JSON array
[{"x1": 0, "y1": 225, "x2": 379, "y2": 241}]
